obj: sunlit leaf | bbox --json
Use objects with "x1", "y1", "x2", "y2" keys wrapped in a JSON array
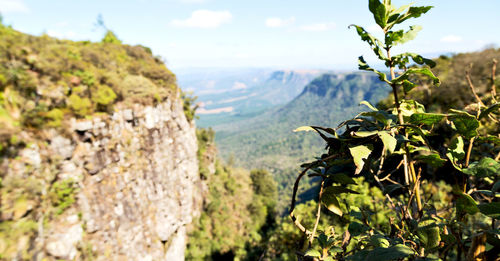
[
  {"x1": 304, "y1": 249, "x2": 321, "y2": 257},
  {"x1": 409, "y1": 113, "x2": 446, "y2": 125},
  {"x1": 349, "y1": 144, "x2": 373, "y2": 174},
  {"x1": 385, "y1": 26, "x2": 422, "y2": 47},
  {"x1": 360, "y1": 100, "x2": 379, "y2": 111},
  {"x1": 321, "y1": 189, "x2": 343, "y2": 216},
  {"x1": 293, "y1": 126, "x2": 316, "y2": 132},
  {"x1": 415, "y1": 153, "x2": 446, "y2": 168},
  {"x1": 448, "y1": 109, "x2": 480, "y2": 139},
  {"x1": 463, "y1": 158, "x2": 500, "y2": 178},
  {"x1": 392, "y1": 67, "x2": 440, "y2": 87},
  {"x1": 347, "y1": 244, "x2": 414, "y2": 261},
  {"x1": 350, "y1": 25, "x2": 387, "y2": 61},
  {"x1": 417, "y1": 219, "x2": 440, "y2": 248},
  {"x1": 368, "y1": 0, "x2": 387, "y2": 30},
  {"x1": 378, "y1": 131, "x2": 397, "y2": 154},
  {"x1": 446, "y1": 136, "x2": 465, "y2": 170},
  {"x1": 456, "y1": 192, "x2": 479, "y2": 215}
]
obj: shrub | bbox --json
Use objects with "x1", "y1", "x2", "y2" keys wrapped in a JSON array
[{"x1": 291, "y1": 1, "x2": 500, "y2": 260}]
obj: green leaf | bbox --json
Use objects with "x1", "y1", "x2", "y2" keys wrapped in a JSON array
[
  {"x1": 448, "y1": 109, "x2": 480, "y2": 139},
  {"x1": 409, "y1": 113, "x2": 446, "y2": 125},
  {"x1": 479, "y1": 102, "x2": 500, "y2": 120},
  {"x1": 369, "y1": 0, "x2": 387, "y2": 29},
  {"x1": 398, "y1": 99, "x2": 426, "y2": 117},
  {"x1": 370, "y1": 235, "x2": 390, "y2": 248},
  {"x1": 354, "y1": 130, "x2": 379, "y2": 137},
  {"x1": 304, "y1": 249, "x2": 321, "y2": 257},
  {"x1": 349, "y1": 144, "x2": 373, "y2": 174},
  {"x1": 390, "y1": 6, "x2": 433, "y2": 27},
  {"x1": 325, "y1": 186, "x2": 360, "y2": 195},
  {"x1": 477, "y1": 135, "x2": 500, "y2": 146},
  {"x1": 330, "y1": 173, "x2": 357, "y2": 185},
  {"x1": 348, "y1": 221, "x2": 369, "y2": 237},
  {"x1": 463, "y1": 158, "x2": 500, "y2": 178},
  {"x1": 350, "y1": 25, "x2": 387, "y2": 61},
  {"x1": 321, "y1": 189, "x2": 343, "y2": 216},
  {"x1": 392, "y1": 67, "x2": 440, "y2": 87},
  {"x1": 358, "y1": 56, "x2": 390, "y2": 83},
  {"x1": 360, "y1": 100, "x2": 378, "y2": 111},
  {"x1": 492, "y1": 181, "x2": 500, "y2": 192},
  {"x1": 402, "y1": 80, "x2": 416, "y2": 92},
  {"x1": 478, "y1": 202, "x2": 500, "y2": 219},
  {"x1": 378, "y1": 131, "x2": 397, "y2": 154},
  {"x1": 392, "y1": 53, "x2": 437, "y2": 69},
  {"x1": 415, "y1": 154, "x2": 446, "y2": 168},
  {"x1": 417, "y1": 219, "x2": 440, "y2": 248},
  {"x1": 293, "y1": 126, "x2": 316, "y2": 132},
  {"x1": 348, "y1": 244, "x2": 414, "y2": 261},
  {"x1": 446, "y1": 136, "x2": 465, "y2": 169},
  {"x1": 456, "y1": 192, "x2": 479, "y2": 215},
  {"x1": 385, "y1": 26, "x2": 422, "y2": 47}
]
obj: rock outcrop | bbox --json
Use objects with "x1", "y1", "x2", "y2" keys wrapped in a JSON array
[{"x1": 0, "y1": 96, "x2": 202, "y2": 260}]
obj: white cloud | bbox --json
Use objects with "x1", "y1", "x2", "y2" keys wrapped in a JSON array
[
  {"x1": 440, "y1": 35, "x2": 462, "y2": 43},
  {"x1": 265, "y1": 17, "x2": 295, "y2": 28},
  {"x1": 299, "y1": 22, "x2": 336, "y2": 32},
  {"x1": 170, "y1": 10, "x2": 232, "y2": 29},
  {"x1": 0, "y1": 0, "x2": 29, "y2": 13},
  {"x1": 232, "y1": 81, "x2": 247, "y2": 90}
]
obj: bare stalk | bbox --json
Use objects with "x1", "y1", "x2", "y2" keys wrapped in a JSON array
[
  {"x1": 310, "y1": 179, "x2": 325, "y2": 244},
  {"x1": 491, "y1": 59, "x2": 498, "y2": 102},
  {"x1": 466, "y1": 64, "x2": 485, "y2": 106},
  {"x1": 387, "y1": 47, "x2": 421, "y2": 212}
]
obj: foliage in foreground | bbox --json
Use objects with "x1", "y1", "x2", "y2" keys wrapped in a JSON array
[{"x1": 291, "y1": 1, "x2": 499, "y2": 260}]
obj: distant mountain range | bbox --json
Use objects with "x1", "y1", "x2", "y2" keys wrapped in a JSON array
[
  {"x1": 198, "y1": 71, "x2": 390, "y2": 207},
  {"x1": 176, "y1": 68, "x2": 324, "y2": 126}
]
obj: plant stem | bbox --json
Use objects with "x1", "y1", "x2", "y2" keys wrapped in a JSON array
[
  {"x1": 463, "y1": 137, "x2": 475, "y2": 192},
  {"x1": 310, "y1": 179, "x2": 325, "y2": 245},
  {"x1": 387, "y1": 47, "x2": 421, "y2": 212}
]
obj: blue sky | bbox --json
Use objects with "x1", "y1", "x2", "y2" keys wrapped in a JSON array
[{"x1": 1, "y1": 0, "x2": 499, "y2": 70}]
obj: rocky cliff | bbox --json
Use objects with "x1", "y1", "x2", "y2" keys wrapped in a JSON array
[
  {"x1": 0, "y1": 24, "x2": 205, "y2": 260},
  {"x1": 1, "y1": 96, "x2": 202, "y2": 260}
]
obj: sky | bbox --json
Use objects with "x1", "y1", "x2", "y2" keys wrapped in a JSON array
[{"x1": 1, "y1": 0, "x2": 499, "y2": 71}]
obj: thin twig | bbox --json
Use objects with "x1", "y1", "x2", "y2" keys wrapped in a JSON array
[
  {"x1": 310, "y1": 179, "x2": 325, "y2": 245},
  {"x1": 491, "y1": 59, "x2": 497, "y2": 102},
  {"x1": 466, "y1": 64, "x2": 485, "y2": 106}
]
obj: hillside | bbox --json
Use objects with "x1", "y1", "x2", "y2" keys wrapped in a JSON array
[
  {"x1": 213, "y1": 72, "x2": 390, "y2": 207},
  {"x1": 177, "y1": 69, "x2": 323, "y2": 127}
]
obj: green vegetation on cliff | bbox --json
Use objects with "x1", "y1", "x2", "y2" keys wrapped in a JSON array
[{"x1": 0, "y1": 21, "x2": 177, "y2": 156}]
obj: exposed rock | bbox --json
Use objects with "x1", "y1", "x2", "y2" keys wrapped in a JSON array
[
  {"x1": 19, "y1": 144, "x2": 41, "y2": 168},
  {"x1": 73, "y1": 120, "x2": 93, "y2": 132},
  {"x1": 45, "y1": 216, "x2": 83, "y2": 260},
  {"x1": 123, "y1": 109, "x2": 134, "y2": 121},
  {"x1": 3, "y1": 96, "x2": 201, "y2": 260},
  {"x1": 50, "y1": 136, "x2": 74, "y2": 159}
]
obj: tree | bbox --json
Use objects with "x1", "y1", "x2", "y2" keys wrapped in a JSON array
[{"x1": 291, "y1": 1, "x2": 500, "y2": 260}]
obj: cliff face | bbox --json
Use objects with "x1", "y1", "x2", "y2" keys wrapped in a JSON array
[{"x1": 1, "y1": 96, "x2": 202, "y2": 260}]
